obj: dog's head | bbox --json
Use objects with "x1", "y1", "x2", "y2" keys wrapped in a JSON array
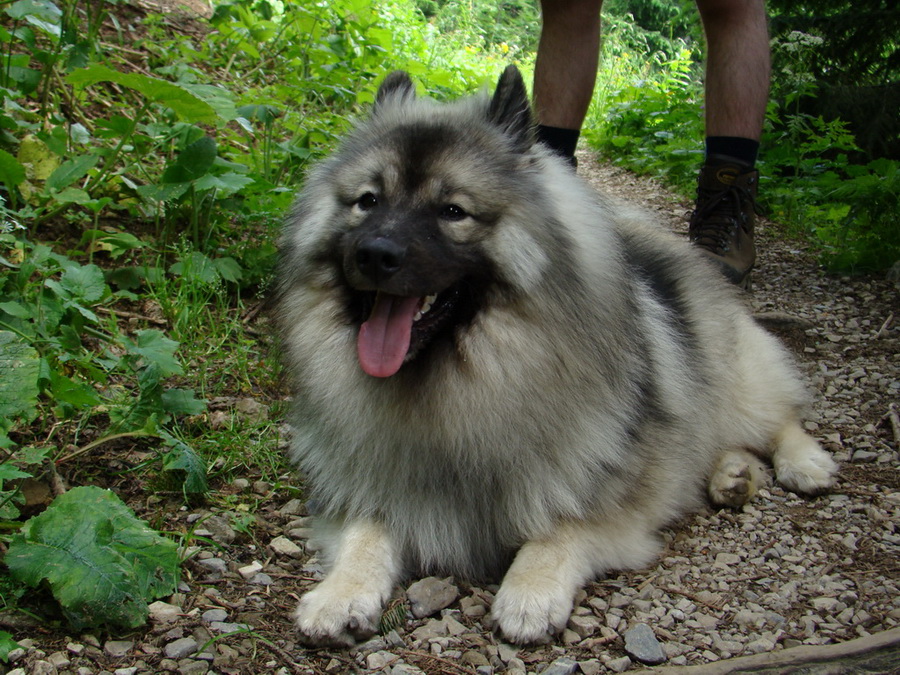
[{"x1": 280, "y1": 67, "x2": 565, "y2": 378}]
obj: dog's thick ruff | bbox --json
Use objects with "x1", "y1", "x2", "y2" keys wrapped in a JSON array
[{"x1": 275, "y1": 66, "x2": 837, "y2": 645}]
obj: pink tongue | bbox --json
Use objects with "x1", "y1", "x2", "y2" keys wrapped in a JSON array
[{"x1": 357, "y1": 293, "x2": 422, "y2": 377}]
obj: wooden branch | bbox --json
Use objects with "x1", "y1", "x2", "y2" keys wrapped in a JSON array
[{"x1": 632, "y1": 627, "x2": 900, "y2": 674}]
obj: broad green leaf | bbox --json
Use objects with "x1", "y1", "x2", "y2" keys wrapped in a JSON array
[
  {"x1": 0, "y1": 331, "x2": 40, "y2": 432},
  {"x1": 161, "y1": 388, "x2": 206, "y2": 416},
  {"x1": 0, "y1": 149, "x2": 26, "y2": 189},
  {"x1": 5, "y1": 486, "x2": 180, "y2": 630},
  {"x1": 0, "y1": 301, "x2": 32, "y2": 319},
  {"x1": 0, "y1": 630, "x2": 18, "y2": 663},
  {"x1": 162, "y1": 135, "x2": 217, "y2": 184},
  {"x1": 193, "y1": 172, "x2": 254, "y2": 197},
  {"x1": 161, "y1": 438, "x2": 208, "y2": 494},
  {"x1": 58, "y1": 263, "x2": 108, "y2": 304},
  {"x1": 212, "y1": 256, "x2": 243, "y2": 283},
  {"x1": 46, "y1": 153, "x2": 99, "y2": 192},
  {"x1": 67, "y1": 65, "x2": 218, "y2": 124},
  {"x1": 5, "y1": 0, "x2": 61, "y2": 22},
  {"x1": 49, "y1": 187, "x2": 91, "y2": 204},
  {"x1": 0, "y1": 464, "x2": 31, "y2": 482},
  {"x1": 48, "y1": 369, "x2": 101, "y2": 407},
  {"x1": 17, "y1": 135, "x2": 59, "y2": 181},
  {"x1": 169, "y1": 251, "x2": 219, "y2": 285},
  {"x1": 135, "y1": 182, "x2": 191, "y2": 204},
  {"x1": 124, "y1": 330, "x2": 182, "y2": 377},
  {"x1": 177, "y1": 83, "x2": 237, "y2": 121},
  {"x1": 81, "y1": 230, "x2": 145, "y2": 259}
]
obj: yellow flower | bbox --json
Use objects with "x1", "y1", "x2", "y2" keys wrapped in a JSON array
[{"x1": 500, "y1": 42, "x2": 509, "y2": 54}]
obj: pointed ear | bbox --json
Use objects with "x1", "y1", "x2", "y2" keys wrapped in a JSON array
[
  {"x1": 375, "y1": 71, "x2": 416, "y2": 109},
  {"x1": 488, "y1": 65, "x2": 534, "y2": 152}
]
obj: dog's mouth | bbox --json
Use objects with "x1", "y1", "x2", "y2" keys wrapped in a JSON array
[{"x1": 356, "y1": 287, "x2": 462, "y2": 378}]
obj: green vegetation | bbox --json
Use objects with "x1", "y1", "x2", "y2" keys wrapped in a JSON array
[
  {"x1": 0, "y1": 0, "x2": 896, "y2": 631},
  {"x1": 585, "y1": 1, "x2": 900, "y2": 273}
]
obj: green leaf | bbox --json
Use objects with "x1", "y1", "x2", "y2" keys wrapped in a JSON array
[
  {"x1": 0, "y1": 301, "x2": 32, "y2": 319},
  {"x1": 50, "y1": 187, "x2": 92, "y2": 204},
  {"x1": 0, "y1": 331, "x2": 40, "y2": 432},
  {"x1": 66, "y1": 65, "x2": 219, "y2": 124},
  {"x1": 169, "y1": 251, "x2": 219, "y2": 284},
  {"x1": 5, "y1": 486, "x2": 180, "y2": 630},
  {"x1": 48, "y1": 369, "x2": 101, "y2": 408},
  {"x1": 161, "y1": 388, "x2": 206, "y2": 416},
  {"x1": 177, "y1": 83, "x2": 237, "y2": 121},
  {"x1": 124, "y1": 330, "x2": 182, "y2": 377},
  {"x1": 162, "y1": 135, "x2": 217, "y2": 184},
  {"x1": 46, "y1": 153, "x2": 100, "y2": 192},
  {"x1": 0, "y1": 630, "x2": 18, "y2": 663},
  {"x1": 135, "y1": 182, "x2": 191, "y2": 204},
  {"x1": 0, "y1": 149, "x2": 26, "y2": 189},
  {"x1": 212, "y1": 256, "x2": 243, "y2": 282},
  {"x1": 0, "y1": 464, "x2": 31, "y2": 482},
  {"x1": 5, "y1": 0, "x2": 62, "y2": 22},
  {"x1": 81, "y1": 230, "x2": 145, "y2": 259},
  {"x1": 58, "y1": 263, "x2": 108, "y2": 304},
  {"x1": 161, "y1": 436, "x2": 208, "y2": 494},
  {"x1": 193, "y1": 172, "x2": 254, "y2": 197}
]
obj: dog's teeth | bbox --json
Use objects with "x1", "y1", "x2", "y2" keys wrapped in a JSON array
[{"x1": 414, "y1": 294, "x2": 438, "y2": 322}]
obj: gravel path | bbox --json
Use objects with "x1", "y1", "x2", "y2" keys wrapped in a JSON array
[{"x1": 5, "y1": 154, "x2": 899, "y2": 675}]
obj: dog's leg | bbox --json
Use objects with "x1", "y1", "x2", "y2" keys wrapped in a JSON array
[
  {"x1": 771, "y1": 420, "x2": 838, "y2": 494},
  {"x1": 294, "y1": 518, "x2": 400, "y2": 646},
  {"x1": 708, "y1": 448, "x2": 770, "y2": 508},
  {"x1": 491, "y1": 520, "x2": 660, "y2": 644}
]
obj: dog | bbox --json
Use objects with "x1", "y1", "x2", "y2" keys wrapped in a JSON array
[{"x1": 274, "y1": 65, "x2": 838, "y2": 645}]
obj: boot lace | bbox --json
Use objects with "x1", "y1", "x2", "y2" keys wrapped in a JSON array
[{"x1": 689, "y1": 183, "x2": 761, "y2": 255}]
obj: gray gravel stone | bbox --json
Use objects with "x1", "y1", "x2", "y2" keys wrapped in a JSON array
[
  {"x1": 406, "y1": 576, "x2": 459, "y2": 618},
  {"x1": 541, "y1": 656, "x2": 578, "y2": 675},
  {"x1": 164, "y1": 637, "x2": 198, "y2": 659},
  {"x1": 624, "y1": 623, "x2": 667, "y2": 665}
]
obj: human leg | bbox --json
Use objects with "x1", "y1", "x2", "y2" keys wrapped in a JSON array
[
  {"x1": 533, "y1": 0, "x2": 603, "y2": 163},
  {"x1": 690, "y1": 0, "x2": 770, "y2": 286}
]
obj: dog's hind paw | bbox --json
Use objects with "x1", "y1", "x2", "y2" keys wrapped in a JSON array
[{"x1": 708, "y1": 450, "x2": 769, "y2": 508}]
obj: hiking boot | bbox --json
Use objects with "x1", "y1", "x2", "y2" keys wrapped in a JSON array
[{"x1": 689, "y1": 155, "x2": 760, "y2": 287}]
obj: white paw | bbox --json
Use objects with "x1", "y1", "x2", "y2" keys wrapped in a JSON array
[
  {"x1": 294, "y1": 581, "x2": 385, "y2": 646},
  {"x1": 491, "y1": 577, "x2": 574, "y2": 644},
  {"x1": 776, "y1": 444, "x2": 838, "y2": 494},
  {"x1": 708, "y1": 453, "x2": 768, "y2": 508}
]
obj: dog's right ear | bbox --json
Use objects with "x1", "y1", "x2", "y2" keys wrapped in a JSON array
[
  {"x1": 488, "y1": 65, "x2": 534, "y2": 152},
  {"x1": 375, "y1": 71, "x2": 416, "y2": 109}
]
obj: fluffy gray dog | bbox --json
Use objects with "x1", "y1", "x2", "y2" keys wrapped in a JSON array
[{"x1": 274, "y1": 66, "x2": 837, "y2": 645}]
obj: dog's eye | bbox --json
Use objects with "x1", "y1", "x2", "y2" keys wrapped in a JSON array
[
  {"x1": 440, "y1": 204, "x2": 467, "y2": 221},
  {"x1": 356, "y1": 192, "x2": 379, "y2": 211}
]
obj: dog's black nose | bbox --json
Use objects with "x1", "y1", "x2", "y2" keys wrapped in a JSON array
[{"x1": 355, "y1": 236, "x2": 406, "y2": 282}]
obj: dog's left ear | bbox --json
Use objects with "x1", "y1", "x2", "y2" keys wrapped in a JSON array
[
  {"x1": 375, "y1": 71, "x2": 416, "y2": 110},
  {"x1": 488, "y1": 65, "x2": 534, "y2": 152}
]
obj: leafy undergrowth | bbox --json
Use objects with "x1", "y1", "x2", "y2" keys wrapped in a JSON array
[{"x1": 0, "y1": 0, "x2": 522, "y2": 646}]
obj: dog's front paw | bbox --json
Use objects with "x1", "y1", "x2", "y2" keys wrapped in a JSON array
[
  {"x1": 774, "y1": 425, "x2": 838, "y2": 495},
  {"x1": 491, "y1": 577, "x2": 573, "y2": 644},
  {"x1": 294, "y1": 582, "x2": 384, "y2": 647}
]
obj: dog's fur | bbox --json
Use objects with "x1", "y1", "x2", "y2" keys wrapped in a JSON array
[{"x1": 274, "y1": 66, "x2": 837, "y2": 645}]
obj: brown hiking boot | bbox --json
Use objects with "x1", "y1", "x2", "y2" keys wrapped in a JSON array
[{"x1": 689, "y1": 155, "x2": 760, "y2": 287}]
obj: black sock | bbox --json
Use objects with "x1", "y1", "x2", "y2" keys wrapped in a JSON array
[
  {"x1": 537, "y1": 125, "x2": 580, "y2": 161},
  {"x1": 705, "y1": 136, "x2": 760, "y2": 168}
]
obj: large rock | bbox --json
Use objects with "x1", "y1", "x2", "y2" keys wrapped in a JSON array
[{"x1": 406, "y1": 577, "x2": 459, "y2": 618}]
